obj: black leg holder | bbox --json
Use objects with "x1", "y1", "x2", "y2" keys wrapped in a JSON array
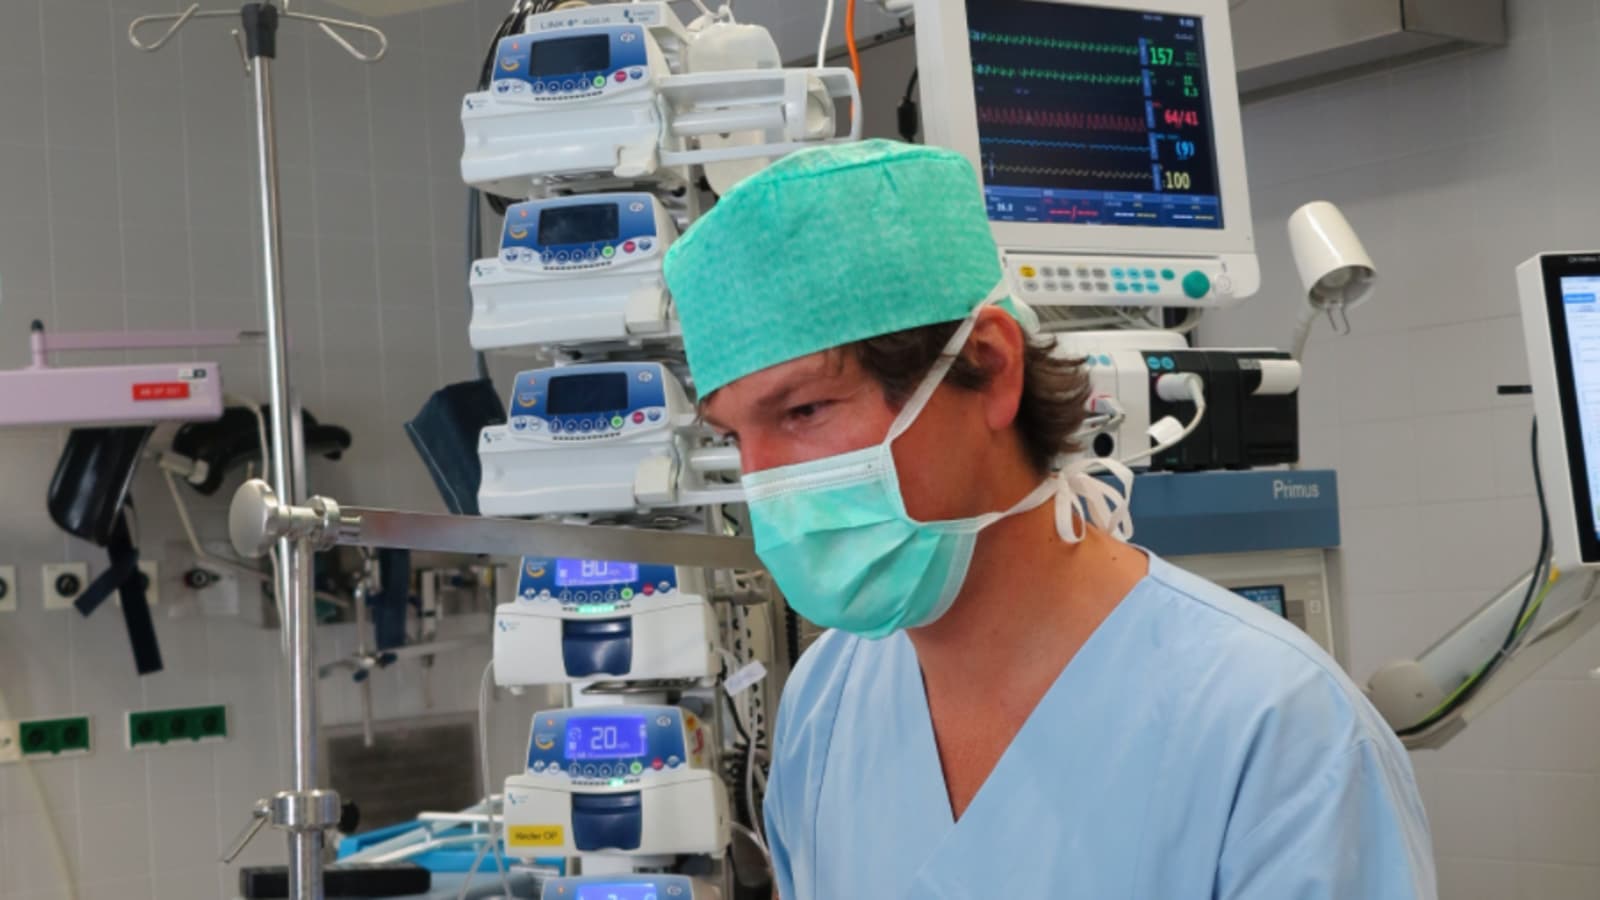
[{"x1": 74, "y1": 512, "x2": 164, "y2": 675}]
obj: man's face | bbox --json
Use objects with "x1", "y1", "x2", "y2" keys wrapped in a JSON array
[{"x1": 700, "y1": 310, "x2": 1026, "y2": 522}]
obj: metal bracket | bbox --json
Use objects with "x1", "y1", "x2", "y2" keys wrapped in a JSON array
[
  {"x1": 219, "y1": 789, "x2": 342, "y2": 863},
  {"x1": 227, "y1": 478, "x2": 762, "y2": 570}
]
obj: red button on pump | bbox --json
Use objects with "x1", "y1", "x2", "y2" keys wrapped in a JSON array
[
  {"x1": 652, "y1": 758, "x2": 664, "y2": 770},
  {"x1": 632, "y1": 411, "x2": 645, "y2": 423},
  {"x1": 642, "y1": 584, "x2": 655, "y2": 595},
  {"x1": 623, "y1": 240, "x2": 637, "y2": 253},
  {"x1": 615, "y1": 70, "x2": 627, "y2": 82}
]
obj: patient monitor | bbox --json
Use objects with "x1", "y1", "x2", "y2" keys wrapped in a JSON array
[
  {"x1": 1519, "y1": 252, "x2": 1600, "y2": 570},
  {"x1": 914, "y1": 0, "x2": 1257, "y2": 308}
]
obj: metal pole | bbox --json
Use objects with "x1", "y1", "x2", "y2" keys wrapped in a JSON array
[{"x1": 246, "y1": 6, "x2": 327, "y2": 897}]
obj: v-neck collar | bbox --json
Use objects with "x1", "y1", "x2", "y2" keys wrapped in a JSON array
[{"x1": 897, "y1": 559, "x2": 1157, "y2": 827}]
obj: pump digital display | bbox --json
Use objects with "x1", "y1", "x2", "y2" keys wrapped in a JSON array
[
  {"x1": 968, "y1": 0, "x2": 1224, "y2": 229},
  {"x1": 529, "y1": 35, "x2": 610, "y2": 77},
  {"x1": 556, "y1": 559, "x2": 640, "y2": 587},
  {"x1": 576, "y1": 886, "x2": 658, "y2": 900},
  {"x1": 1234, "y1": 585, "x2": 1287, "y2": 618},
  {"x1": 566, "y1": 715, "x2": 650, "y2": 759},
  {"x1": 546, "y1": 373, "x2": 628, "y2": 414},
  {"x1": 539, "y1": 203, "x2": 620, "y2": 247}
]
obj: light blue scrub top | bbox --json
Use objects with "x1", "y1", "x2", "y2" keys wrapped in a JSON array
[{"x1": 764, "y1": 554, "x2": 1436, "y2": 899}]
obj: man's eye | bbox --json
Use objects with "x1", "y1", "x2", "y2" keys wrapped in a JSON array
[{"x1": 786, "y1": 401, "x2": 828, "y2": 422}]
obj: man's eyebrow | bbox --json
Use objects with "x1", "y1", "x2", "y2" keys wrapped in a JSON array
[{"x1": 701, "y1": 356, "x2": 842, "y2": 429}]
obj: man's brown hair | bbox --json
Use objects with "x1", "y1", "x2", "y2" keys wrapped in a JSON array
[{"x1": 848, "y1": 320, "x2": 1091, "y2": 474}]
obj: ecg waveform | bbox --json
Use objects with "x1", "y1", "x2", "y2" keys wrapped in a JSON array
[
  {"x1": 969, "y1": 30, "x2": 1140, "y2": 56},
  {"x1": 980, "y1": 137, "x2": 1147, "y2": 154},
  {"x1": 977, "y1": 106, "x2": 1145, "y2": 134},
  {"x1": 991, "y1": 163, "x2": 1149, "y2": 181},
  {"x1": 972, "y1": 64, "x2": 1143, "y2": 86}
]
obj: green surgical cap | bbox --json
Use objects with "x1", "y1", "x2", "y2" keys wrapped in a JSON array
[{"x1": 663, "y1": 139, "x2": 1020, "y2": 396}]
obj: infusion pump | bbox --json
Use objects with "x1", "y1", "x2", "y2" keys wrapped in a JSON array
[
  {"x1": 494, "y1": 556, "x2": 715, "y2": 685},
  {"x1": 542, "y1": 875, "x2": 716, "y2": 900},
  {"x1": 470, "y1": 193, "x2": 680, "y2": 351},
  {"x1": 503, "y1": 705, "x2": 730, "y2": 857},
  {"x1": 477, "y1": 362, "x2": 742, "y2": 516}
]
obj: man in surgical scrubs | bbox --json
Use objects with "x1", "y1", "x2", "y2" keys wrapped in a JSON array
[{"x1": 661, "y1": 140, "x2": 1435, "y2": 899}]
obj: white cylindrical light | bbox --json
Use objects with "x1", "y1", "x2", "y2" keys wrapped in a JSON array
[{"x1": 1288, "y1": 201, "x2": 1377, "y2": 311}]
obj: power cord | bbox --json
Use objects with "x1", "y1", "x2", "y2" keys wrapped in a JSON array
[
  {"x1": 456, "y1": 661, "x2": 515, "y2": 899},
  {"x1": 1396, "y1": 417, "x2": 1552, "y2": 737},
  {"x1": 897, "y1": 67, "x2": 919, "y2": 142}
]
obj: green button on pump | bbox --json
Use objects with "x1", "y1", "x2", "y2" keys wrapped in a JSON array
[
  {"x1": 593, "y1": 75, "x2": 606, "y2": 87},
  {"x1": 621, "y1": 587, "x2": 634, "y2": 599},
  {"x1": 611, "y1": 415, "x2": 625, "y2": 429},
  {"x1": 602, "y1": 246, "x2": 615, "y2": 258},
  {"x1": 1181, "y1": 270, "x2": 1211, "y2": 299}
]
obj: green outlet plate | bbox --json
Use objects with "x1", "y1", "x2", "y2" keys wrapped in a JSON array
[
  {"x1": 18, "y1": 716, "x2": 92, "y2": 757},
  {"x1": 127, "y1": 705, "x2": 228, "y2": 748}
]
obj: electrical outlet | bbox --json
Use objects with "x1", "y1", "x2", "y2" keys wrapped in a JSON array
[
  {"x1": 18, "y1": 716, "x2": 91, "y2": 758},
  {"x1": 127, "y1": 705, "x2": 228, "y2": 749},
  {"x1": 0, "y1": 565, "x2": 15, "y2": 612},
  {"x1": 136, "y1": 560, "x2": 159, "y2": 608},
  {"x1": 42, "y1": 563, "x2": 88, "y2": 611},
  {"x1": 0, "y1": 719, "x2": 20, "y2": 763}
]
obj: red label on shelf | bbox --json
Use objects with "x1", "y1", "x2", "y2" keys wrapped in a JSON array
[{"x1": 132, "y1": 382, "x2": 190, "y2": 401}]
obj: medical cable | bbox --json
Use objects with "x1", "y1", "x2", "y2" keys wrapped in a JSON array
[
  {"x1": 224, "y1": 392, "x2": 272, "y2": 484},
  {"x1": 1103, "y1": 373, "x2": 1206, "y2": 468},
  {"x1": 159, "y1": 452, "x2": 352, "y2": 616},
  {"x1": 718, "y1": 651, "x2": 769, "y2": 851},
  {"x1": 897, "y1": 67, "x2": 919, "y2": 142},
  {"x1": 1395, "y1": 417, "x2": 1552, "y2": 737},
  {"x1": 456, "y1": 660, "x2": 515, "y2": 900},
  {"x1": 466, "y1": 189, "x2": 491, "y2": 381},
  {"x1": 0, "y1": 680, "x2": 77, "y2": 900},
  {"x1": 845, "y1": 0, "x2": 862, "y2": 87},
  {"x1": 815, "y1": 0, "x2": 835, "y2": 66}
]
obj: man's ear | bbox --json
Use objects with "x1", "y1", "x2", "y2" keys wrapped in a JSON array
[{"x1": 966, "y1": 308, "x2": 1027, "y2": 432}]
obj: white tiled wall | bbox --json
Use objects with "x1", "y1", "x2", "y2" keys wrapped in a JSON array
[
  {"x1": 0, "y1": 2, "x2": 555, "y2": 898},
  {"x1": 1206, "y1": 0, "x2": 1600, "y2": 894}
]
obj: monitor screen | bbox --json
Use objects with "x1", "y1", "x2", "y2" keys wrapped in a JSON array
[
  {"x1": 967, "y1": 0, "x2": 1224, "y2": 229},
  {"x1": 529, "y1": 34, "x2": 610, "y2": 77},
  {"x1": 556, "y1": 559, "x2": 640, "y2": 587},
  {"x1": 546, "y1": 372, "x2": 629, "y2": 414},
  {"x1": 566, "y1": 715, "x2": 650, "y2": 760},
  {"x1": 1233, "y1": 585, "x2": 1287, "y2": 618},
  {"x1": 576, "y1": 886, "x2": 658, "y2": 900},
  {"x1": 539, "y1": 203, "x2": 620, "y2": 247},
  {"x1": 1558, "y1": 274, "x2": 1600, "y2": 549}
]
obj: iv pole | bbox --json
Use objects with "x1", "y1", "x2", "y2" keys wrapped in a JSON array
[{"x1": 127, "y1": 5, "x2": 387, "y2": 900}]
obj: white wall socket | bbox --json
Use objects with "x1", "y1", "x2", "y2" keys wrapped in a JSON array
[
  {"x1": 0, "y1": 719, "x2": 19, "y2": 764},
  {"x1": 42, "y1": 562, "x2": 89, "y2": 611},
  {"x1": 0, "y1": 565, "x2": 15, "y2": 613}
]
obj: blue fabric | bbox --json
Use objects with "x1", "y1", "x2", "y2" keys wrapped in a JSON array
[
  {"x1": 661, "y1": 140, "x2": 1008, "y2": 396},
  {"x1": 764, "y1": 555, "x2": 1436, "y2": 899}
]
